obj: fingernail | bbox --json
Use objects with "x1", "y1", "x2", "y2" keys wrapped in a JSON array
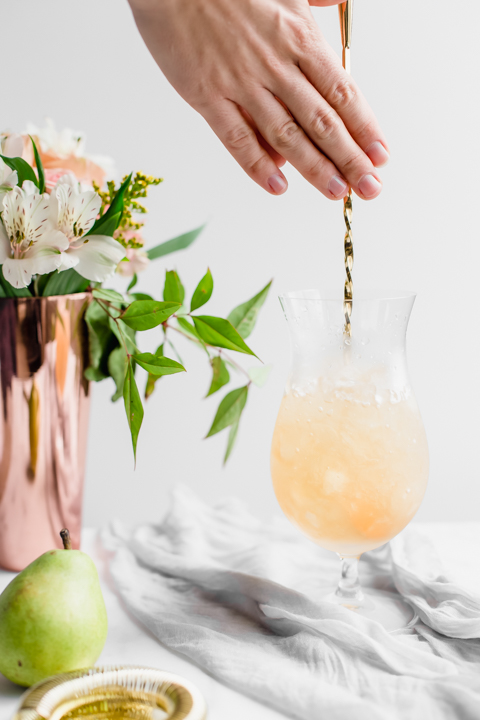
[
  {"x1": 328, "y1": 175, "x2": 348, "y2": 198},
  {"x1": 365, "y1": 141, "x2": 389, "y2": 167},
  {"x1": 358, "y1": 174, "x2": 382, "y2": 198},
  {"x1": 268, "y1": 173, "x2": 287, "y2": 194}
]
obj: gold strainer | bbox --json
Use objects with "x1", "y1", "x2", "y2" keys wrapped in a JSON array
[{"x1": 13, "y1": 666, "x2": 207, "y2": 720}]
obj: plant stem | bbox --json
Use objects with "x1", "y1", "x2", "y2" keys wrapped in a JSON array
[
  {"x1": 60, "y1": 529, "x2": 72, "y2": 550},
  {"x1": 94, "y1": 297, "x2": 124, "y2": 321},
  {"x1": 94, "y1": 298, "x2": 138, "y2": 356},
  {"x1": 166, "y1": 322, "x2": 252, "y2": 381},
  {"x1": 167, "y1": 323, "x2": 212, "y2": 359},
  {"x1": 218, "y1": 349, "x2": 251, "y2": 381}
]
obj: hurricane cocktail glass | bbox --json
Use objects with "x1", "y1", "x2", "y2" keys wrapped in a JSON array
[{"x1": 271, "y1": 290, "x2": 429, "y2": 626}]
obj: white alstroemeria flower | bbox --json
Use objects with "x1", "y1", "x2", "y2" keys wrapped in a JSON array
[
  {"x1": 0, "y1": 133, "x2": 26, "y2": 158},
  {"x1": 26, "y1": 118, "x2": 86, "y2": 158},
  {"x1": 52, "y1": 173, "x2": 101, "y2": 239},
  {"x1": 0, "y1": 158, "x2": 18, "y2": 203},
  {"x1": 50, "y1": 175, "x2": 126, "y2": 282},
  {"x1": 0, "y1": 181, "x2": 69, "y2": 288},
  {"x1": 25, "y1": 119, "x2": 115, "y2": 177}
]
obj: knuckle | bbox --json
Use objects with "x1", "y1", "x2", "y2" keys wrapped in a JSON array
[
  {"x1": 304, "y1": 154, "x2": 326, "y2": 181},
  {"x1": 341, "y1": 150, "x2": 365, "y2": 176},
  {"x1": 189, "y1": 88, "x2": 221, "y2": 114},
  {"x1": 261, "y1": 52, "x2": 287, "y2": 79},
  {"x1": 288, "y1": 17, "x2": 313, "y2": 48},
  {"x1": 247, "y1": 154, "x2": 269, "y2": 177},
  {"x1": 271, "y1": 119, "x2": 302, "y2": 149},
  {"x1": 310, "y1": 107, "x2": 338, "y2": 141},
  {"x1": 356, "y1": 118, "x2": 378, "y2": 143},
  {"x1": 330, "y1": 78, "x2": 357, "y2": 111},
  {"x1": 224, "y1": 124, "x2": 255, "y2": 153}
]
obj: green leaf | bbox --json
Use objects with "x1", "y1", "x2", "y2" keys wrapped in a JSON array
[
  {"x1": 127, "y1": 274, "x2": 138, "y2": 292},
  {"x1": 190, "y1": 268, "x2": 213, "y2": 312},
  {"x1": 224, "y1": 420, "x2": 240, "y2": 464},
  {"x1": 84, "y1": 301, "x2": 119, "y2": 380},
  {"x1": 123, "y1": 359, "x2": 144, "y2": 464},
  {"x1": 30, "y1": 136, "x2": 45, "y2": 194},
  {"x1": 108, "y1": 346, "x2": 127, "y2": 401},
  {"x1": 145, "y1": 344, "x2": 163, "y2": 400},
  {"x1": 34, "y1": 272, "x2": 53, "y2": 297},
  {"x1": 227, "y1": 280, "x2": 272, "y2": 339},
  {"x1": 0, "y1": 155, "x2": 38, "y2": 188},
  {"x1": 91, "y1": 211, "x2": 122, "y2": 238},
  {"x1": 248, "y1": 364, "x2": 273, "y2": 388},
  {"x1": 121, "y1": 300, "x2": 180, "y2": 331},
  {"x1": 177, "y1": 316, "x2": 205, "y2": 345},
  {"x1": 206, "y1": 385, "x2": 248, "y2": 438},
  {"x1": 87, "y1": 173, "x2": 132, "y2": 237},
  {"x1": 147, "y1": 223, "x2": 205, "y2": 260},
  {"x1": 0, "y1": 269, "x2": 32, "y2": 297},
  {"x1": 163, "y1": 270, "x2": 185, "y2": 304},
  {"x1": 206, "y1": 356, "x2": 230, "y2": 397},
  {"x1": 41, "y1": 269, "x2": 90, "y2": 297},
  {"x1": 130, "y1": 292, "x2": 153, "y2": 302},
  {"x1": 84, "y1": 366, "x2": 107, "y2": 382},
  {"x1": 108, "y1": 316, "x2": 137, "y2": 354},
  {"x1": 192, "y1": 316, "x2": 257, "y2": 357},
  {"x1": 132, "y1": 352, "x2": 185, "y2": 376},
  {"x1": 93, "y1": 288, "x2": 125, "y2": 304},
  {"x1": 145, "y1": 373, "x2": 157, "y2": 400}
]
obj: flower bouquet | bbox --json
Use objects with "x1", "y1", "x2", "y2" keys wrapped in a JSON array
[{"x1": 0, "y1": 122, "x2": 271, "y2": 570}]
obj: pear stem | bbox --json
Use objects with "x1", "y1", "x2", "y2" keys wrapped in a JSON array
[{"x1": 60, "y1": 528, "x2": 72, "y2": 550}]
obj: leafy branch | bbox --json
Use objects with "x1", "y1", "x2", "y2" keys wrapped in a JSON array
[{"x1": 84, "y1": 272, "x2": 272, "y2": 464}]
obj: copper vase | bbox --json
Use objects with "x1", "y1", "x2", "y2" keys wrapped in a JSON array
[{"x1": 0, "y1": 293, "x2": 91, "y2": 571}]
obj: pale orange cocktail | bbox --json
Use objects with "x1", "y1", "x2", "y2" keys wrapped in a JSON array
[{"x1": 271, "y1": 368, "x2": 429, "y2": 557}]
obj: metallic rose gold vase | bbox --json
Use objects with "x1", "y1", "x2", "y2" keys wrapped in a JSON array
[{"x1": 0, "y1": 293, "x2": 91, "y2": 571}]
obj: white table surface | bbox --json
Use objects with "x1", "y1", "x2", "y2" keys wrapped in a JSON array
[{"x1": 1, "y1": 522, "x2": 480, "y2": 720}]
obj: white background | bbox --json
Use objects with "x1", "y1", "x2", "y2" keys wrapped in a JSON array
[{"x1": 2, "y1": 0, "x2": 479, "y2": 526}]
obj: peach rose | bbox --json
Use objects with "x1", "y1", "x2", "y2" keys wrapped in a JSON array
[{"x1": 39, "y1": 151, "x2": 106, "y2": 187}]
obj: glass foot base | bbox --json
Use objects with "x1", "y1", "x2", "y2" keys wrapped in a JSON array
[{"x1": 324, "y1": 589, "x2": 418, "y2": 633}]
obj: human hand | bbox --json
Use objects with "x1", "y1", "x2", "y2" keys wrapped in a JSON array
[{"x1": 128, "y1": 0, "x2": 389, "y2": 200}]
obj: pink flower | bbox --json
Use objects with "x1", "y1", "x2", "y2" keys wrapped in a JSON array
[
  {"x1": 44, "y1": 169, "x2": 74, "y2": 193},
  {"x1": 117, "y1": 248, "x2": 150, "y2": 277},
  {"x1": 114, "y1": 229, "x2": 145, "y2": 247}
]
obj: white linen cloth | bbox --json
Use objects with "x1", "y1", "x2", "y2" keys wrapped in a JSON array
[{"x1": 103, "y1": 487, "x2": 480, "y2": 720}]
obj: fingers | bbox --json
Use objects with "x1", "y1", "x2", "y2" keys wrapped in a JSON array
[
  {"x1": 204, "y1": 100, "x2": 288, "y2": 195},
  {"x1": 257, "y1": 133, "x2": 287, "y2": 168},
  {"x1": 308, "y1": 0, "x2": 347, "y2": 5},
  {"x1": 246, "y1": 89, "x2": 350, "y2": 201},
  {"x1": 239, "y1": 107, "x2": 287, "y2": 168},
  {"x1": 274, "y1": 68, "x2": 383, "y2": 200},
  {"x1": 299, "y1": 44, "x2": 390, "y2": 169}
]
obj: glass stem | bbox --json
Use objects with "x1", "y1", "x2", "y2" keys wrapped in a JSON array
[{"x1": 335, "y1": 555, "x2": 364, "y2": 605}]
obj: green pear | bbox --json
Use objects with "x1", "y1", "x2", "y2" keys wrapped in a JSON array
[{"x1": 0, "y1": 529, "x2": 108, "y2": 686}]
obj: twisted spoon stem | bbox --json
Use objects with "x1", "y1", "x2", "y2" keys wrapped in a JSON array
[
  {"x1": 339, "y1": 1, "x2": 354, "y2": 336},
  {"x1": 343, "y1": 191, "x2": 353, "y2": 336}
]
